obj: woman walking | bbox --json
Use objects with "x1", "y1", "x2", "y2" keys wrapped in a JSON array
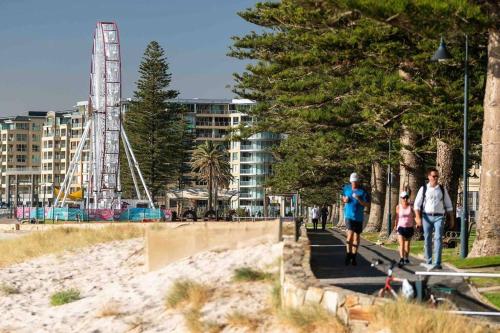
[{"x1": 395, "y1": 191, "x2": 415, "y2": 267}]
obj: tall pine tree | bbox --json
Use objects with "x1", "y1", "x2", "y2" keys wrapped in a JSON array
[{"x1": 121, "y1": 41, "x2": 186, "y2": 202}]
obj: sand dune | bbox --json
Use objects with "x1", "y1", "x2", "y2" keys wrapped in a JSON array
[{"x1": 0, "y1": 238, "x2": 283, "y2": 332}]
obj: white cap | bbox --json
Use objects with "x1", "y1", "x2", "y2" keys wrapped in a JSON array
[
  {"x1": 400, "y1": 191, "x2": 409, "y2": 198},
  {"x1": 349, "y1": 173, "x2": 359, "y2": 182}
]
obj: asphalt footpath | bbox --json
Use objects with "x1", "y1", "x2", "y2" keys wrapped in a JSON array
[{"x1": 307, "y1": 227, "x2": 499, "y2": 322}]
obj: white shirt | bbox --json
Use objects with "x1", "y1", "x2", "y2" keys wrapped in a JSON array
[
  {"x1": 311, "y1": 207, "x2": 319, "y2": 219},
  {"x1": 414, "y1": 184, "x2": 453, "y2": 214}
]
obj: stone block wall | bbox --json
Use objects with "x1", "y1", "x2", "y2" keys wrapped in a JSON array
[{"x1": 280, "y1": 224, "x2": 389, "y2": 331}]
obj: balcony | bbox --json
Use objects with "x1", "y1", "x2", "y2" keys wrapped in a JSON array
[
  {"x1": 239, "y1": 192, "x2": 264, "y2": 199},
  {"x1": 248, "y1": 133, "x2": 280, "y2": 141}
]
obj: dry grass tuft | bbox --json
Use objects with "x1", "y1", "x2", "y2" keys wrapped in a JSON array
[
  {"x1": 0, "y1": 225, "x2": 143, "y2": 268},
  {"x1": 279, "y1": 304, "x2": 346, "y2": 333},
  {"x1": 96, "y1": 301, "x2": 123, "y2": 318},
  {"x1": 165, "y1": 279, "x2": 212, "y2": 310},
  {"x1": 232, "y1": 267, "x2": 274, "y2": 282},
  {"x1": 126, "y1": 315, "x2": 147, "y2": 332},
  {"x1": 183, "y1": 308, "x2": 224, "y2": 333},
  {"x1": 0, "y1": 283, "x2": 20, "y2": 295},
  {"x1": 371, "y1": 298, "x2": 497, "y2": 333},
  {"x1": 226, "y1": 311, "x2": 260, "y2": 331}
]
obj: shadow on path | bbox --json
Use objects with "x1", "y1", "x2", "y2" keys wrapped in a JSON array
[{"x1": 307, "y1": 228, "x2": 499, "y2": 321}]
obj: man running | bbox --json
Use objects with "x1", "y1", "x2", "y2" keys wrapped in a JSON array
[{"x1": 342, "y1": 172, "x2": 370, "y2": 265}]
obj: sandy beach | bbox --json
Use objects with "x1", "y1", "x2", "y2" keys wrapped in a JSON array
[{"x1": 0, "y1": 237, "x2": 283, "y2": 332}]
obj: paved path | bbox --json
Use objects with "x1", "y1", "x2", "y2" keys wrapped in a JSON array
[{"x1": 308, "y1": 228, "x2": 499, "y2": 321}]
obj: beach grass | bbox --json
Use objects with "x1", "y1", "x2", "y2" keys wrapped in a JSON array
[
  {"x1": 279, "y1": 304, "x2": 346, "y2": 333},
  {"x1": 0, "y1": 225, "x2": 143, "y2": 268},
  {"x1": 50, "y1": 288, "x2": 81, "y2": 306},
  {"x1": 0, "y1": 283, "x2": 20, "y2": 295},
  {"x1": 232, "y1": 267, "x2": 274, "y2": 282},
  {"x1": 165, "y1": 279, "x2": 212, "y2": 310},
  {"x1": 226, "y1": 311, "x2": 259, "y2": 331},
  {"x1": 370, "y1": 298, "x2": 497, "y2": 333}
]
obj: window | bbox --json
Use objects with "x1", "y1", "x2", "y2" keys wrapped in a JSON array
[
  {"x1": 32, "y1": 145, "x2": 39, "y2": 152},
  {"x1": 232, "y1": 152, "x2": 238, "y2": 161},
  {"x1": 16, "y1": 134, "x2": 28, "y2": 141},
  {"x1": 17, "y1": 155, "x2": 26, "y2": 163},
  {"x1": 16, "y1": 144, "x2": 27, "y2": 152},
  {"x1": 16, "y1": 123, "x2": 29, "y2": 130}
]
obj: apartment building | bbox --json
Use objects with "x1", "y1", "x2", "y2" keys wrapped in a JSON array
[
  {"x1": 168, "y1": 98, "x2": 279, "y2": 215},
  {"x1": 40, "y1": 101, "x2": 89, "y2": 205},
  {"x1": 0, "y1": 113, "x2": 45, "y2": 206},
  {"x1": 0, "y1": 102, "x2": 90, "y2": 207}
]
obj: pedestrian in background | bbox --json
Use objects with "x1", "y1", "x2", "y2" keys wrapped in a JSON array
[
  {"x1": 395, "y1": 191, "x2": 415, "y2": 267},
  {"x1": 320, "y1": 205, "x2": 329, "y2": 231},
  {"x1": 311, "y1": 206, "x2": 319, "y2": 230},
  {"x1": 414, "y1": 167, "x2": 455, "y2": 270},
  {"x1": 342, "y1": 172, "x2": 370, "y2": 266}
]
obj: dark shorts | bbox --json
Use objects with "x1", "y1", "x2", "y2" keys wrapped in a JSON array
[
  {"x1": 346, "y1": 219, "x2": 363, "y2": 234},
  {"x1": 398, "y1": 227, "x2": 415, "y2": 239}
]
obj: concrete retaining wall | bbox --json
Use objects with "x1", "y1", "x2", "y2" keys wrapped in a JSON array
[
  {"x1": 146, "y1": 220, "x2": 281, "y2": 271},
  {"x1": 280, "y1": 224, "x2": 388, "y2": 332}
]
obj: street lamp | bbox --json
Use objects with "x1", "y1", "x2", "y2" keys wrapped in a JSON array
[{"x1": 431, "y1": 35, "x2": 469, "y2": 258}]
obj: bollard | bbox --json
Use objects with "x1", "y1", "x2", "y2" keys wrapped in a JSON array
[{"x1": 15, "y1": 223, "x2": 20, "y2": 231}]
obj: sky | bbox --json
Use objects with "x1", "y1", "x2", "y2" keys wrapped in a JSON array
[{"x1": 0, "y1": 0, "x2": 259, "y2": 116}]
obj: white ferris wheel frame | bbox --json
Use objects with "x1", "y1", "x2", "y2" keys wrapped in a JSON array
[{"x1": 54, "y1": 21, "x2": 154, "y2": 209}]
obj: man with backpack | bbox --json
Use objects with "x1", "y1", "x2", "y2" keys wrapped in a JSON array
[{"x1": 414, "y1": 167, "x2": 455, "y2": 270}]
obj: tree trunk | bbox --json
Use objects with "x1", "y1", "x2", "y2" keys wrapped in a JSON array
[
  {"x1": 436, "y1": 138, "x2": 460, "y2": 229},
  {"x1": 208, "y1": 167, "x2": 213, "y2": 211},
  {"x1": 337, "y1": 201, "x2": 345, "y2": 227},
  {"x1": 470, "y1": 29, "x2": 500, "y2": 257},
  {"x1": 399, "y1": 126, "x2": 423, "y2": 201},
  {"x1": 380, "y1": 166, "x2": 399, "y2": 239},
  {"x1": 365, "y1": 161, "x2": 386, "y2": 232}
]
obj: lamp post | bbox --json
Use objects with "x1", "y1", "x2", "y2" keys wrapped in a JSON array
[
  {"x1": 431, "y1": 35, "x2": 469, "y2": 258},
  {"x1": 387, "y1": 138, "x2": 392, "y2": 238}
]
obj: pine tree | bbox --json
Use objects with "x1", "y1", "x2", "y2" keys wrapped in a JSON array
[{"x1": 121, "y1": 41, "x2": 186, "y2": 202}]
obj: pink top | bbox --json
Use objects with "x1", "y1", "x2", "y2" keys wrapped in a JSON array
[{"x1": 397, "y1": 204, "x2": 415, "y2": 228}]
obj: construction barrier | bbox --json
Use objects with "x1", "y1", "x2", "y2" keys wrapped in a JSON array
[{"x1": 15, "y1": 207, "x2": 169, "y2": 222}]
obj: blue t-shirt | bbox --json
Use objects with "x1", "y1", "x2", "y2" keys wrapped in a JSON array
[{"x1": 342, "y1": 184, "x2": 369, "y2": 222}]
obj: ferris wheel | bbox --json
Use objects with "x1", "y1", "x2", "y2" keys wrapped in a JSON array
[{"x1": 54, "y1": 21, "x2": 153, "y2": 209}]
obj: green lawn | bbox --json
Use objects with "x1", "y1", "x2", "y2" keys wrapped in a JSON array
[{"x1": 483, "y1": 292, "x2": 500, "y2": 309}]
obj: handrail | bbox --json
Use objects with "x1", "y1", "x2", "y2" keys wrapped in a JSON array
[{"x1": 415, "y1": 271, "x2": 500, "y2": 278}]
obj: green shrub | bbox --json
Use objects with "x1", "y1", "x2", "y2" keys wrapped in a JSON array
[{"x1": 50, "y1": 288, "x2": 81, "y2": 306}]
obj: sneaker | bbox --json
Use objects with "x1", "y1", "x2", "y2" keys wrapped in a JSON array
[
  {"x1": 398, "y1": 258, "x2": 405, "y2": 268},
  {"x1": 344, "y1": 253, "x2": 351, "y2": 266},
  {"x1": 404, "y1": 258, "x2": 410, "y2": 265},
  {"x1": 432, "y1": 264, "x2": 443, "y2": 270},
  {"x1": 351, "y1": 255, "x2": 357, "y2": 266},
  {"x1": 419, "y1": 263, "x2": 434, "y2": 271}
]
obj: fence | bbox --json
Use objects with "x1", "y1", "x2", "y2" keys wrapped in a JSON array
[{"x1": 14, "y1": 207, "x2": 170, "y2": 222}]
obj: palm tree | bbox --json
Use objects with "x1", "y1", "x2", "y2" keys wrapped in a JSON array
[{"x1": 191, "y1": 141, "x2": 233, "y2": 211}]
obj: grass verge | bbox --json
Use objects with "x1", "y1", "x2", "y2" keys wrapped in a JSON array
[
  {"x1": 370, "y1": 298, "x2": 497, "y2": 333},
  {"x1": 50, "y1": 288, "x2": 81, "y2": 306},
  {"x1": 232, "y1": 267, "x2": 274, "y2": 282},
  {"x1": 0, "y1": 225, "x2": 143, "y2": 268},
  {"x1": 483, "y1": 292, "x2": 500, "y2": 309}
]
